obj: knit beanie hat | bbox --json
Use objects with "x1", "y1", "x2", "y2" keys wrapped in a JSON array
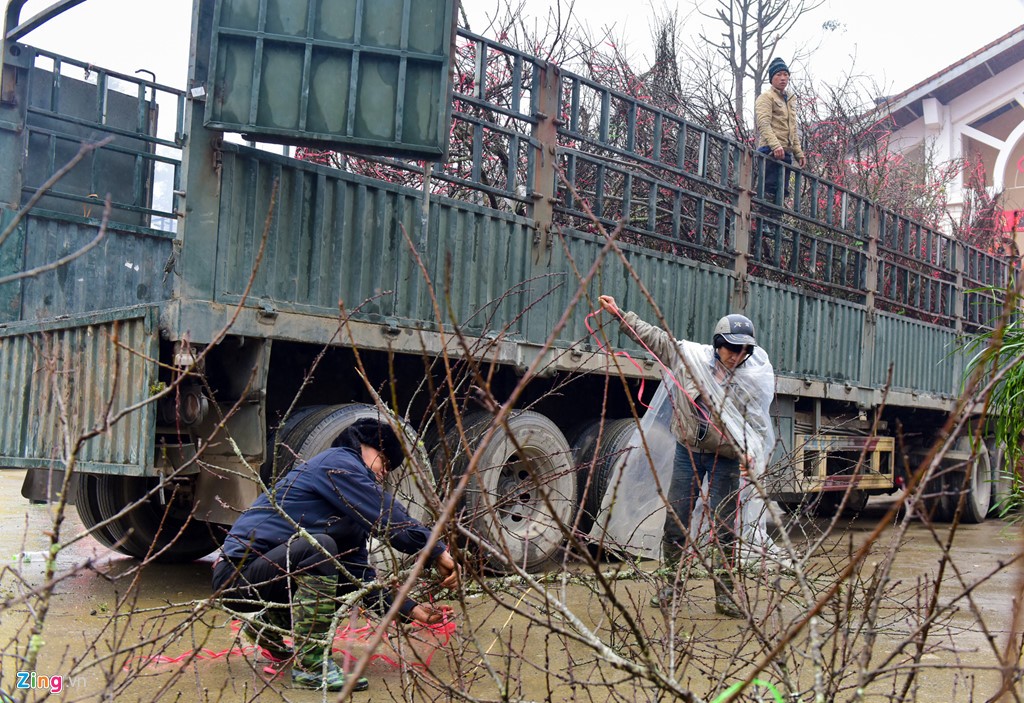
[{"x1": 768, "y1": 57, "x2": 789, "y2": 81}]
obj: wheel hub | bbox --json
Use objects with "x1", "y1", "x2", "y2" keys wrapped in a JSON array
[{"x1": 496, "y1": 455, "x2": 539, "y2": 526}]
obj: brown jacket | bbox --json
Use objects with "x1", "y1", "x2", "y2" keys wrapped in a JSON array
[
  {"x1": 620, "y1": 311, "x2": 739, "y2": 459},
  {"x1": 754, "y1": 87, "x2": 804, "y2": 161}
]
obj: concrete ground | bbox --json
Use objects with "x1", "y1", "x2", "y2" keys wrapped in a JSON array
[{"x1": 0, "y1": 468, "x2": 1021, "y2": 702}]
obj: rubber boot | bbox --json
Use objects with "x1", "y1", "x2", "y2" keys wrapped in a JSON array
[
  {"x1": 290, "y1": 573, "x2": 369, "y2": 691},
  {"x1": 240, "y1": 606, "x2": 293, "y2": 663},
  {"x1": 661, "y1": 538, "x2": 684, "y2": 572},
  {"x1": 712, "y1": 554, "x2": 742, "y2": 619},
  {"x1": 651, "y1": 539, "x2": 684, "y2": 607}
]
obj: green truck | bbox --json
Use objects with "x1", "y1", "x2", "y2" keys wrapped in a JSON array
[{"x1": 0, "y1": 0, "x2": 1010, "y2": 569}]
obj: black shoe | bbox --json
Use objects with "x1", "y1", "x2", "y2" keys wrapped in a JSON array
[
  {"x1": 650, "y1": 586, "x2": 676, "y2": 607},
  {"x1": 714, "y1": 596, "x2": 743, "y2": 619}
]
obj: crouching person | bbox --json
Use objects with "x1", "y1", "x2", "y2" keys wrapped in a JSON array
[{"x1": 211, "y1": 417, "x2": 460, "y2": 691}]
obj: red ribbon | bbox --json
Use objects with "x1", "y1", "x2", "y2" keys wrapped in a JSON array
[{"x1": 124, "y1": 613, "x2": 457, "y2": 673}]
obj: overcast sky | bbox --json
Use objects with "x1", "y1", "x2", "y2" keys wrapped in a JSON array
[
  {"x1": 463, "y1": 0, "x2": 1024, "y2": 96},
  {"x1": 13, "y1": 0, "x2": 1024, "y2": 98}
]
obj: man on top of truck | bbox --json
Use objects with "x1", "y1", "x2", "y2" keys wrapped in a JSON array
[{"x1": 754, "y1": 56, "x2": 806, "y2": 202}]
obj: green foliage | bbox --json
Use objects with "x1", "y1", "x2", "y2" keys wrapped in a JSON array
[
  {"x1": 992, "y1": 468, "x2": 1023, "y2": 518},
  {"x1": 964, "y1": 283, "x2": 1024, "y2": 516}
]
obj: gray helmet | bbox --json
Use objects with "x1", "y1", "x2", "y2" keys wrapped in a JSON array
[{"x1": 712, "y1": 314, "x2": 756, "y2": 348}]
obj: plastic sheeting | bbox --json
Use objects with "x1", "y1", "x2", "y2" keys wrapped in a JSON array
[{"x1": 589, "y1": 343, "x2": 779, "y2": 563}]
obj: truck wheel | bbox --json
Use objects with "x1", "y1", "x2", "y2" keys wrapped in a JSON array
[
  {"x1": 433, "y1": 410, "x2": 576, "y2": 573},
  {"x1": 260, "y1": 405, "x2": 336, "y2": 486},
  {"x1": 955, "y1": 436, "x2": 992, "y2": 524},
  {"x1": 986, "y1": 438, "x2": 1011, "y2": 518},
  {"x1": 815, "y1": 489, "x2": 868, "y2": 517},
  {"x1": 76, "y1": 474, "x2": 219, "y2": 562},
  {"x1": 75, "y1": 475, "x2": 121, "y2": 551},
  {"x1": 568, "y1": 418, "x2": 637, "y2": 534},
  {"x1": 262, "y1": 401, "x2": 434, "y2": 573},
  {"x1": 304, "y1": 404, "x2": 431, "y2": 500},
  {"x1": 775, "y1": 498, "x2": 812, "y2": 516},
  {"x1": 920, "y1": 473, "x2": 955, "y2": 522}
]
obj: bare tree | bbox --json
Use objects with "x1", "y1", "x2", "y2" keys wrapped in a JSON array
[{"x1": 693, "y1": 0, "x2": 826, "y2": 137}]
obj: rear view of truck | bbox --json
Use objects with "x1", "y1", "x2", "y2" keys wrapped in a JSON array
[{"x1": 0, "y1": 0, "x2": 589, "y2": 568}]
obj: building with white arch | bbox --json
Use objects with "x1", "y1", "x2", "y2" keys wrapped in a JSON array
[{"x1": 881, "y1": 25, "x2": 1024, "y2": 250}]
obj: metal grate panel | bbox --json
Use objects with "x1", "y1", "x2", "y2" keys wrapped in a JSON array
[
  {"x1": 205, "y1": 0, "x2": 458, "y2": 159},
  {"x1": 0, "y1": 307, "x2": 159, "y2": 475}
]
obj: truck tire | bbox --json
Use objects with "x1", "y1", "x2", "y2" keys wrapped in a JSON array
[
  {"x1": 774, "y1": 498, "x2": 810, "y2": 515},
  {"x1": 986, "y1": 438, "x2": 1010, "y2": 518},
  {"x1": 816, "y1": 489, "x2": 869, "y2": 517},
  {"x1": 433, "y1": 410, "x2": 576, "y2": 573},
  {"x1": 259, "y1": 404, "x2": 334, "y2": 485},
  {"x1": 954, "y1": 436, "x2": 992, "y2": 524},
  {"x1": 920, "y1": 473, "x2": 955, "y2": 522},
  {"x1": 568, "y1": 418, "x2": 637, "y2": 534},
  {"x1": 264, "y1": 401, "x2": 437, "y2": 574},
  {"x1": 76, "y1": 474, "x2": 219, "y2": 562},
  {"x1": 74, "y1": 475, "x2": 121, "y2": 551},
  {"x1": 266, "y1": 403, "x2": 434, "y2": 520}
]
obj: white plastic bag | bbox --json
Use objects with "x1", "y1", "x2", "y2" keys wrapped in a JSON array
[{"x1": 590, "y1": 344, "x2": 779, "y2": 563}]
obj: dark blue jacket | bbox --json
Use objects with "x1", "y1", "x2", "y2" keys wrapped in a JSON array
[{"x1": 222, "y1": 447, "x2": 445, "y2": 572}]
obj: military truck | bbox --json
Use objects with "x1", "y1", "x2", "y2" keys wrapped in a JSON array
[{"x1": 0, "y1": 0, "x2": 1010, "y2": 569}]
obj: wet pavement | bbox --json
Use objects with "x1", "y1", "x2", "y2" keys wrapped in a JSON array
[{"x1": 0, "y1": 467, "x2": 1021, "y2": 702}]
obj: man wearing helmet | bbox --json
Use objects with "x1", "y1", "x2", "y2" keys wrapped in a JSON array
[
  {"x1": 598, "y1": 295, "x2": 775, "y2": 619},
  {"x1": 212, "y1": 417, "x2": 460, "y2": 691}
]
